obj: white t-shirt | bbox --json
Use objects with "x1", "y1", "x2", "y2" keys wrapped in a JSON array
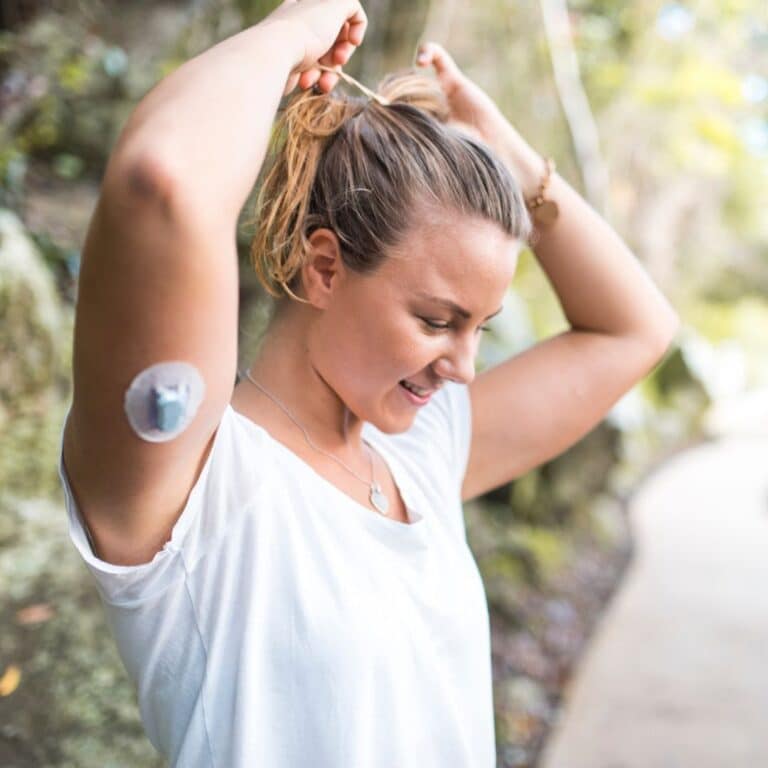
[{"x1": 57, "y1": 381, "x2": 496, "y2": 767}]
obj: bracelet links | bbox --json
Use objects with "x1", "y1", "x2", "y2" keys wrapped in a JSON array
[{"x1": 525, "y1": 155, "x2": 559, "y2": 229}]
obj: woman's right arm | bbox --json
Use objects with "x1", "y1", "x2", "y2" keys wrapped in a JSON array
[
  {"x1": 110, "y1": 20, "x2": 302, "y2": 229},
  {"x1": 64, "y1": 2, "x2": 366, "y2": 567},
  {"x1": 112, "y1": 0, "x2": 366, "y2": 229}
]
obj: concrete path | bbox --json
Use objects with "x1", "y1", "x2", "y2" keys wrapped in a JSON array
[{"x1": 539, "y1": 432, "x2": 768, "y2": 768}]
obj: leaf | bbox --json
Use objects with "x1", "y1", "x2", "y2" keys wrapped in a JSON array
[{"x1": 0, "y1": 665, "x2": 21, "y2": 696}]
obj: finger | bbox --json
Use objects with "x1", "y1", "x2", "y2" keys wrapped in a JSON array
[
  {"x1": 331, "y1": 40, "x2": 356, "y2": 66},
  {"x1": 415, "y1": 41, "x2": 462, "y2": 79},
  {"x1": 318, "y1": 48, "x2": 335, "y2": 66},
  {"x1": 299, "y1": 67, "x2": 322, "y2": 90},
  {"x1": 325, "y1": 17, "x2": 358, "y2": 66},
  {"x1": 317, "y1": 69, "x2": 340, "y2": 93},
  {"x1": 346, "y1": 5, "x2": 367, "y2": 46},
  {"x1": 314, "y1": 61, "x2": 341, "y2": 91}
]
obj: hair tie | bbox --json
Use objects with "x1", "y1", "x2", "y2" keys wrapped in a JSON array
[{"x1": 315, "y1": 64, "x2": 390, "y2": 106}]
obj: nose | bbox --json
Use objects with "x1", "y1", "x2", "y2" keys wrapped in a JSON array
[{"x1": 432, "y1": 335, "x2": 478, "y2": 385}]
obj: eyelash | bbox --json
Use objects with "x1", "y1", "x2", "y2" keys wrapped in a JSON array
[{"x1": 421, "y1": 318, "x2": 492, "y2": 333}]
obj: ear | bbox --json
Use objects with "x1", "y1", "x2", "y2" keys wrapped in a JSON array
[{"x1": 301, "y1": 228, "x2": 346, "y2": 309}]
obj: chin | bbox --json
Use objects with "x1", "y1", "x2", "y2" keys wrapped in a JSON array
[
  {"x1": 370, "y1": 417, "x2": 414, "y2": 436},
  {"x1": 367, "y1": 403, "x2": 419, "y2": 435}
]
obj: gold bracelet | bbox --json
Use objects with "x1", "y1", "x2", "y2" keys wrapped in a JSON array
[{"x1": 525, "y1": 156, "x2": 559, "y2": 227}]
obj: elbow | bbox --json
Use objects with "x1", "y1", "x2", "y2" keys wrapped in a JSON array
[
  {"x1": 102, "y1": 149, "x2": 180, "y2": 218},
  {"x1": 125, "y1": 154, "x2": 177, "y2": 204},
  {"x1": 640, "y1": 310, "x2": 682, "y2": 363},
  {"x1": 608, "y1": 309, "x2": 681, "y2": 369}
]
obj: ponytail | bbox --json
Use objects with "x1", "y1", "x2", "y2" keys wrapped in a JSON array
[{"x1": 247, "y1": 68, "x2": 530, "y2": 303}]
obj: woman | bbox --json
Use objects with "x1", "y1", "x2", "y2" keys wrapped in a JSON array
[{"x1": 58, "y1": 0, "x2": 679, "y2": 765}]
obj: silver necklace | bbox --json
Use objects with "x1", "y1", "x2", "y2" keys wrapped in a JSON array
[{"x1": 239, "y1": 369, "x2": 390, "y2": 516}]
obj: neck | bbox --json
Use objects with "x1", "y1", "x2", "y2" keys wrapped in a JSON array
[{"x1": 243, "y1": 304, "x2": 366, "y2": 453}]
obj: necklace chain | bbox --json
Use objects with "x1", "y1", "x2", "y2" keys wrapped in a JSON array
[{"x1": 238, "y1": 369, "x2": 390, "y2": 516}]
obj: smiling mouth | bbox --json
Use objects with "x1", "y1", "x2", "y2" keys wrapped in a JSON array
[{"x1": 399, "y1": 379, "x2": 436, "y2": 397}]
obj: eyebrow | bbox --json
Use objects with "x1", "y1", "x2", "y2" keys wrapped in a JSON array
[{"x1": 416, "y1": 292, "x2": 503, "y2": 321}]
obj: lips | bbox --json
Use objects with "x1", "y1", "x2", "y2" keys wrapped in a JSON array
[
  {"x1": 399, "y1": 379, "x2": 436, "y2": 397},
  {"x1": 398, "y1": 378, "x2": 444, "y2": 408},
  {"x1": 399, "y1": 382, "x2": 432, "y2": 406}
]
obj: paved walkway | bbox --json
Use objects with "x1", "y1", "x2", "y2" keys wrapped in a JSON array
[{"x1": 539, "y1": 431, "x2": 768, "y2": 768}]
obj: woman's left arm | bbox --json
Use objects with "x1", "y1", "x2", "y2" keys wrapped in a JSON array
[
  {"x1": 413, "y1": 43, "x2": 680, "y2": 502},
  {"x1": 493, "y1": 124, "x2": 680, "y2": 343},
  {"x1": 462, "y1": 129, "x2": 680, "y2": 502}
]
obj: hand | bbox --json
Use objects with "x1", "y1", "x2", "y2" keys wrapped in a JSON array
[
  {"x1": 264, "y1": 0, "x2": 368, "y2": 96},
  {"x1": 415, "y1": 42, "x2": 509, "y2": 143},
  {"x1": 415, "y1": 41, "x2": 542, "y2": 196}
]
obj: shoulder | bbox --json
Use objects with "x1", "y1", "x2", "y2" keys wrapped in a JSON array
[
  {"x1": 59, "y1": 403, "x2": 272, "y2": 579},
  {"x1": 366, "y1": 381, "x2": 473, "y2": 483}
]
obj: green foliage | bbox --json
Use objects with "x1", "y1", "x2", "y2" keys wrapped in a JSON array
[
  {"x1": 236, "y1": 0, "x2": 281, "y2": 26},
  {"x1": 0, "y1": 5, "x2": 162, "y2": 198},
  {"x1": 508, "y1": 524, "x2": 572, "y2": 579}
]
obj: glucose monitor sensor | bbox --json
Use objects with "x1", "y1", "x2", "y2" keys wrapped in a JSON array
[{"x1": 124, "y1": 361, "x2": 205, "y2": 443}]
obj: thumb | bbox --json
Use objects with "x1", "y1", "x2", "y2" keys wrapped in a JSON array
[{"x1": 414, "y1": 41, "x2": 464, "y2": 86}]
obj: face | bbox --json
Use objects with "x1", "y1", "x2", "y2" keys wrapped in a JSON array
[{"x1": 307, "y1": 211, "x2": 521, "y2": 434}]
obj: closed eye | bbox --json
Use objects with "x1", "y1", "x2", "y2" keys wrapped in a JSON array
[{"x1": 420, "y1": 318, "x2": 492, "y2": 333}]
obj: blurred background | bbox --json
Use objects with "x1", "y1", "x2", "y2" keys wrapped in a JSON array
[{"x1": 1, "y1": 0, "x2": 766, "y2": 766}]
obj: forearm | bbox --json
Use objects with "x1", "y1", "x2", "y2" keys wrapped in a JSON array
[
  {"x1": 495, "y1": 122, "x2": 680, "y2": 347},
  {"x1": 111, "y1": 19, "x2": 301, "y2": 225}
]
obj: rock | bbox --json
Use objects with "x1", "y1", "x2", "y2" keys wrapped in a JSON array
[{"x1": 0, "y1": 207, "x2": 72, "y2": 499}]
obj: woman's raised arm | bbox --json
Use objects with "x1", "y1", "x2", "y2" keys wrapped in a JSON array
[
  {"x1": 413, "y1": 42, "x2": 680, "y2": 501},
  {"x1": 63, "y1": 1, "x2": 366, "y2": 567},
  {"x1": 110, "y1": 0, "x2": 367, "y2": 229}
]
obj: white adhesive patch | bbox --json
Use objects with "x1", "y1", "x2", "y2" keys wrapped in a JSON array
[{"x1": 124, "y1": 361, "x2": 205, "y2": 443}]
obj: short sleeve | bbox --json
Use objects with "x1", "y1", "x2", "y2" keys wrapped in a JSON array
[
  {"x1": 56, "y1": 406, "x2": 221, "y2": 606},
  {"x1": 396, "y1": 381, "x2": 473, "y2": 495},
  {"x1": 439, "y1": 381, "x2": 473, "y2": 489}
]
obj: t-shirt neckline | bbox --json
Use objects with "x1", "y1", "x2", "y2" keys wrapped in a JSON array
[{"x1": 227, "y1": 404, "x2": 430, "y2": 547}]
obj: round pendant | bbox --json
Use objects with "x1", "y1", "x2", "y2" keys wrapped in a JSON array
[{"x1": 370, "y1": 484, "x2": 390, "y2": 516}]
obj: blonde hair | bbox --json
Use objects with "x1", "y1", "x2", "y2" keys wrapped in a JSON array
[{"x1": 248, "y1": 68, "x2": 531, "y2": 303}]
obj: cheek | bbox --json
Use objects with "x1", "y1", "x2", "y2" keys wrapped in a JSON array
[
  {"x1": 338, "y1": 314, "x2": 431, "y2": 389},
  {"x1": 320, "y1": 288, "x2": 439, "y2": 389},
  {"x1": 370, "y1": 312, "x2": 431, "y2": 367},
  {"x1": 318, "y1": 315, "x2": 391, "y2": 387}
]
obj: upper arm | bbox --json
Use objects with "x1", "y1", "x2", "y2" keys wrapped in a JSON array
[
  {"x1": 63, "y1": 154, "x2": 239, "y2": 564},
  {"x1": 460, "y1": 328, "x2": 677, "y2": 503}
]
